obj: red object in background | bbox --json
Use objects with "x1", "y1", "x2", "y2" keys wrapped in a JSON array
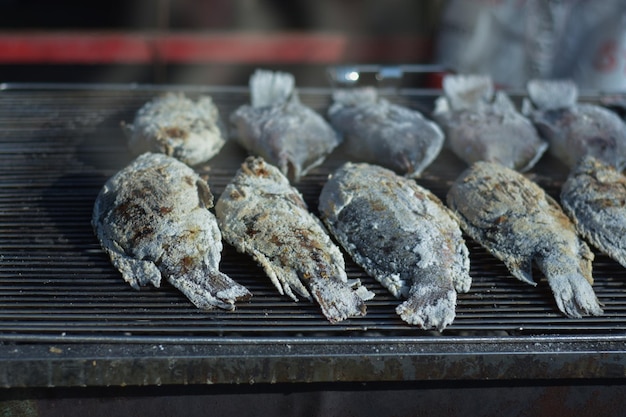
[
  {"x1": 0, "y1": 33, "x2": 151, "y2": 64},
  {"x1": 425, "y1": 70, "x2": 448, "y2": 89},
  {"x1": 0, "y1": 32, "x2": 431, "y2": 65},
  {"x1": 157, "y1": 33, "x2": 346, "y2": 64}
]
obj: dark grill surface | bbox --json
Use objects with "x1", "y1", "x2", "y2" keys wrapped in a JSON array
[{"x1": 0, "y1": 84, "x2": 625, "y2": 387}]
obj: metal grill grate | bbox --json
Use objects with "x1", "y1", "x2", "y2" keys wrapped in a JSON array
[{"x1": 0, "y1": 84, "x2": 624, "y2": 344}]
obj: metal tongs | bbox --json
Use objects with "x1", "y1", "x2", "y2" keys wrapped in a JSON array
[{"x1": 326, "y1": 64, "x2": 447, "y2": 89}]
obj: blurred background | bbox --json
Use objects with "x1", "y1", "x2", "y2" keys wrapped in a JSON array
[
  {"x1": 1, "y1": 2, "x2": 626, "y2": 416},
  {"x1": 0, "y1": 0, "x2": 442, "y2": 87},
  {"x1": 1, "y1": 0, "x2": 626, "y2": 90}
]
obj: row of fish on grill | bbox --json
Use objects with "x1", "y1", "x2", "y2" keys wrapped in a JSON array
[{"x1": 92, "y1": 69, "x2": 626, "y2": 330}]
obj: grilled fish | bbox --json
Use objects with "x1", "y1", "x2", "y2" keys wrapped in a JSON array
[
  {"x1": 447, "y1": 161, "x2": 603, "y2": 318},
  {"x1": 562, "y1": 155, "x2": 626, "y2": 268},
  {"x1": 92, "y1": 152, "x2": 251, "y2": 310},
  {"x1": 122, "y1": 93, "x2": 227, "y2": 166},
  {"x1": 230, "y1": 69, "x2": 341, "y2": 182},
  {"x1": 327, "y1": 87, "x2": 444, "y2": 178},
  {"x1": 319, "y1": 162, "x2": 471, "y2": 331},
  {"x1": 434, "y1": 74, "x2": 547, "y2": 172},
  {"x1": 524, "y1": 79, "x2": 626, "y2": 169},
  {"x1": 215, "y1": 156, "x2": 373, "y2": 323}
]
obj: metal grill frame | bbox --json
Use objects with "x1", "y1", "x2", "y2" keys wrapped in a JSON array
[{"x1": 0, "y1": 83, "x2": 625, "y2": 388}]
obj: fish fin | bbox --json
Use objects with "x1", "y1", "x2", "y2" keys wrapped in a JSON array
[
  {"x1": 308, "y1": 276, "x2": 368, "y2": 323},
  {"x1": 349, "y1": 279, "x2": 376, "y2": 301},
  {"x1": 502, "y1": 256, "x2": 536, "y2": 286},
  {"x1": 492, "y1": 91, "x2": 517, "y2": 113},
  {"x1": 521, "y1": 97, "x2": 534, "y2": 116},
  {"x1": 542, "y1": 196, "x2": 596, "y2": 286},
  {"x1": 433, "y1": 96, "x2": 451, "y2": 116},
  {"x1": 168, "y1": 268, "x2": 251, "y2": 311},
  {"x1": 574, "y1": 217, "x2": 626, "y2": 270},
  {"x1": 443, "y1": 74, "x2": 494, "y2": 110},
  {"x1": 577, "y1": 240, "x2": 595, "y2": 285},
  {"x1": 195, "y1": 177, "x2": 214, "y2": 209},
  {"x1": 250, "y1": 69, "x2": 295, "y2": 108},
  {"x1": 545, "y1": 273, "x2": 603, "y2": 318},
  {"x1": 452, "y1": 273, "x2": 472, "y2": 294},
  {"x1": 451, "y1": 244, "x2": 472, "y2": 294},
  {"x1": 395, "y1": 283, "x2": 456, "y2": 331},
  {"x1": 376, "y1": 273, "x2": 410, "y2": 298},
  {"x1": 251, "y1": 249, "x2": 311, "y2": 301},
  {"x1": 516, "y1": 140, "x2": 549, "y2": 173},
  {"x1": 107, "y1": 247, "x2": 162, "y2": 289},
  {"x1": 527, "y1": 79, "x2": 578, "y2": 110},
  {"x1": 284, "y1": 155, "x2": 304, "y2": 184}
]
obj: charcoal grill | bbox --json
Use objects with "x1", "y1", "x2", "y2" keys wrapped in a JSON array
[{"x1": 0, "y1": 83, "x2": 625, "y2": 388}]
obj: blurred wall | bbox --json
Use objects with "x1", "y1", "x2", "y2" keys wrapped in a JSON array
[{"x1": 0, "y1": 0, "x2": 445, "y2": 85}]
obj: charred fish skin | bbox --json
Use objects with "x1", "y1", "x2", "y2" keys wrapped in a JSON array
[
  {"x1": 215, "y1": 156, "x2": 373, "y2": 323},
  {"x1": 327, "y1": 87, "x2": 444, "y2": 178},
  {"x1": 562, "y1": 155, "x2": 626, "y2": 268},
  {"x1": 92, "y1": 152, "x2": 251, "y2": 311},
  {"x1": 230, "y1": 69, "x2": 341, "y2": 182},
  {"x1": 447, "y1": 161, "x2": 603, "y2": 318},
  {"x1": 434, "y1": 74, "x2": 547, "y2": 172},
  {"x1": 319, "y1": 162, "x2": 471, "y2": 331},
  {"x1": 526, "y1": 79, "x2": 626, "y2": 169},
  {"x1": 122, "y1": 93, "x2": 227, "y2": 166}
]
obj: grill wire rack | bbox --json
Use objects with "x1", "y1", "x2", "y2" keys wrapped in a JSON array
[{"x1": 0, "y1": 83, "x2": 624, "y2": 387}]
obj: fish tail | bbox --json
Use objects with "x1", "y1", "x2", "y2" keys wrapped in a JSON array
[
  {"x1": 307, "y1": 276, "x2": 370, "y2": 323},
  {"x1": 168, "y1": 268, "x2": 252, "y2": 311},
  {"x1": 544, "y1": 272, "x2": 603, "y2": 318},
  {"x1": 250, "y1": 69, "x2": 295, "y2": 108},
  {"x1": 536, "y1": 253, "x2": 603, "y2": 318},
  {"x1": 527, "y1": 79, "x2": 578, "y2": 110},
  {"x1": 395, "y1": 282, "x2": 457, "y2": 331},
  {"x1": 443, "y1": 74, "x2": 494, "y2": 110}
]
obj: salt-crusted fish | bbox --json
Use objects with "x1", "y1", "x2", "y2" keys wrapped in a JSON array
[
  {"x1": 327, "y1": 87, "x2": 444, "y2": 178},
  {"x1": 92, "y1": 152, "x2": 251, "y2": 310},
  {"x1": 561, "y1": 155, "x2": 626, "y2": 268},
  {"x1": 433, "y1": 74, "x2": 547, "y2": 172},
  {"x1": 447, "y1": 161, "x2": 603, "y2": 318},
  {"x1": 122, "y1": 93, "x2": 226, "y2": 166},
  {"x1": 215, "y1": 156, "x2": 373, "y2": 323},
  {"x1": 524, "y1": 79, "x2": 626, "y2": 169},
  {"x1": 230, "y1": 69, "x2": 341, "y2": 182},
  {"x1": 319, "y1": 162, "x2": 471, "y2": 331}
]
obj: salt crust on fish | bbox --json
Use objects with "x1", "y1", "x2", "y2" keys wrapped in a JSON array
[
  {"x1": 122, "y1": 93, "x2": 226, "y2": 166},
  {"x1": 92, "y1": 152, "x2": 251, "y2": 310},
  {"x1": 319, "y1": 162, "x2": 471, "y2": 331},
  {"x1": 562, "y1": 155, "x2": 626, "y2": 269},
  {"x1": 327, "y1": 87, "x2": 444, "y2": 178},
  {"x1": 434, "y1": 74, "x2": 547, "y2": 172},
  {"x1": 447, "y1": 161, "x2": 603, "y2": 318},
  {"x1": 230, "y1": 69, "x2": 341, "y2": 182},
  {"x1": 215, "y1": 156, "x2": 373, "y2": 323}
]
